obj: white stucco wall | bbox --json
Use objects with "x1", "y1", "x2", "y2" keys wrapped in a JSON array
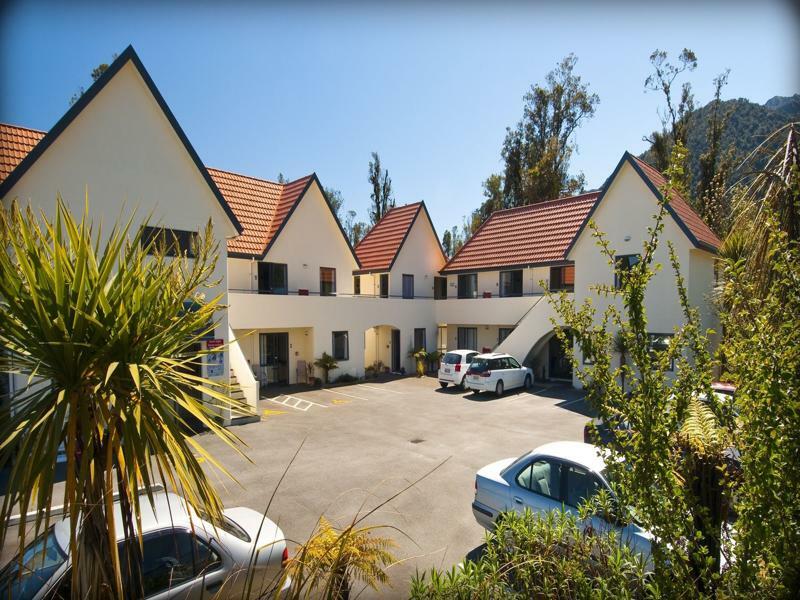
[
  {"x1": 2, "y1": 60, "x2": 238, "y2": 413},
  {"x1": 261, "y1": 181, "x2": 357, "y2": 295},
  {"x1": 567, "y1": 161, "x2": 716, "y2": 386},
  {"x1": 388, "y1": 210, "x2": 446, "y2": 298}
]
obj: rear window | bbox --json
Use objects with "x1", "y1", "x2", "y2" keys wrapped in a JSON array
[
  {"x1": 443, "y1": 353, "x2": 463, "y2": 365},
  {"x1": 469, "y1": 358, "x2": 491, "y2": 372}
]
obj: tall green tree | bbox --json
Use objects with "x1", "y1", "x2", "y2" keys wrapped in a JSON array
[
  {"x1": 441, "y1": 229, "x2": 453, "y2": 258},
  {"x1": 696, "y1": 69, "x2": 735, "y2": 235},
  {"x1": 0, "y1": 199, "x2": 247, "y2": 599},
  {"x1": 367, "y1": 152, "x2": 395, "y2": 226},
  {"x1": 500, "y1": 54, "x2": 598, "y2": 207},
  {"x1": 343, "y1": 209, "x2": 368, "y2": 246},
  {"x1": 643, "y1": 48, "x2": 697, "y2": 187},
  {"x1": 324, "y1": 187, "x2": 345, "y2": 220}
]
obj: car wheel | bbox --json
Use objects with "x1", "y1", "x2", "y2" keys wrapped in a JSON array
[
  {"x1": 439, "y1": 381, "x2": 448, "y2": 388},
  {"x1": 524, "y1": 374, "x2": 532, "y2": 389},
  {"x1": 495, "y1": 380, "x2": 504, "y2": 397},
  {"x1": 459, "y1": 377, "x2": 467, "y2": 391}
]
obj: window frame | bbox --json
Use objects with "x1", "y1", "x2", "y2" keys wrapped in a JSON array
[
  {"x1": 648, "y1": 333, "x2": 675, "y2": 371},
  {"x1": 413, "y1": 328, "x2": 426, "y2": 352},
  {"x1": 498, "y1": 327, "x2": 514, "y2": 344},
  {"x1": 456, "y1": 327, "x2": 478, "y2": 351},
  {"x1": 549, "y1": 264, "x2": 575, "y2": 292},
  {"x1": 561, "y1": 462, "x2": 607, "y2": 509},
  {"x1": 379, "y1": 273, "x2": 389, "y2": 298},
  {"x1": 332, "y1": 331, "x2": 349, "y2": 361},
  {"x1": 402, "y1": 274, "x2": 415, "y2": 299},
  {"x1": 320, "y1": 267, "x2": 337, "y2": 296},
  {"x1": 141, "y1": 226, "x2": 198, "y2": 258},
  {"x1": 434, "y1": 276, "x2": 448, "y2": 300},
  {"x1": 457, "y1": 273, "x2": 478, "y2": 299},
  {"x1": 614, "y1": 254, "x2": 641, "y2": 289},
  {"x1": 499, "y1": 269, "x2": 523, "y2": 297},
  {"x1": 257, "y1": 262, "x2": 288, "y2": 295}
]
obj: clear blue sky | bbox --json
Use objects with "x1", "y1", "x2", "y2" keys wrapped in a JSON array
[{"x1": 1, "y1": 1, "x2": 798, "y2": 236}]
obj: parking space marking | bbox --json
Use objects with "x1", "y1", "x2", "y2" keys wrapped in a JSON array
[
  {"x1": 331, "y1": 398, "x2": 350, "y2": 405},
  {"x1": 317, "y1": 388, "x2": 373, "y2": 402},
  {"x1": 262, "y1": 409, "x2": 287, "y2": 419},
  {"x1": 558, "y1": 395, "x2": 587, "y2": 407},
  {"x1": 268, "y1": 395, "x2": 329, "y2": 412},
  {"x1": 357, "y1": 384, "x2": 406, "y2": 395}
]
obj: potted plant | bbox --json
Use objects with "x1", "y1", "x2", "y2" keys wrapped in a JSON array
[
  {"x1": 409, "y1": 348, "x2": 427, "y2": 377},
  {"x1": 426, "y1": 350, "x2": 443, "y2": 374},
  {"x1": 314, "y1": 352, "x2": 339, "y2": 384}
]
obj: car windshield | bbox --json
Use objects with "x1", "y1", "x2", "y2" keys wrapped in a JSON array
[
  {"x1": 443, "y1": 353, "x2": 462, "y2": 365},
  {"x1": 0, "y1": 527, "x2": 67, "y2": 600},
  {"x1": 468, "y1": 358, "x2": 490, "y2": 372}
]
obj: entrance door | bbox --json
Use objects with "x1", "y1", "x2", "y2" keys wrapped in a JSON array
[
  {"x1": 391, "y1": 329, "x2": 401, "y2": 372},
  {"x1": 177, "y1": 342, "x2": 207, "y2": 434},
  {"x1": 259, "y1": 332, "x2": 289, "y2": 388},
  {"x1": 548, "y1": 332, "x2": 573, "y2": 380}
]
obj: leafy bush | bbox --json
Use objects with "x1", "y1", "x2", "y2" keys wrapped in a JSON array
[
  {"x1": 410, "y1": 509, "x2": 649, "y2": 599},
  {"x1": 314, "y1": 352, "x2": 338, "y2": 384},
  {"x1": 335, "y1": 373, "x2": 358, "y2": 384}
]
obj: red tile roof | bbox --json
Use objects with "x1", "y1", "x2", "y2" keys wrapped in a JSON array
[
  {"x1": 207, "y1": 168, "x2": 313, "y2": 257},
  {"x1": 629, "y1": 155, "x2": 721, "y2": 251},
  {"x1": 0, "y1": 123, "x2": 45, "y2": 184},
  {"x1": 354, "y1": 202, "x2": 423, "y2": 272},
  {"x1": 442, "y1": 191, "x2": 600, "y2": 273}
]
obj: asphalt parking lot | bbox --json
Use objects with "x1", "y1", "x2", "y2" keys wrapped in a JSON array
[{"x1": 196, "y1": 375, "x2": 591, "y2": 597}]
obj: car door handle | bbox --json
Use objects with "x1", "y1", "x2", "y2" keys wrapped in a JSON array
[
  {"x1": 206, "y1": 581, "x2": 222, "y2": 593},
  {"x1": 513, "y1": 496, "x2": 523, "y2": 504}
]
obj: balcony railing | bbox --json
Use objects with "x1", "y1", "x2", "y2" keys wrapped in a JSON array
[{"x1": 229, "y1": 288, "x2": 437, "y2": 299}]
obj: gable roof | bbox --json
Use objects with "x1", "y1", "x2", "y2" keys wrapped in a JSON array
[
  {"x1": 0, "y1": 46, "x2": 242, "y2": 234},
  {"x1": 354, "y1": 202, "x2": 439, "y2": 273},
  {"x1": 0, "y1": 124, "x2": 45, "y2": 184},
  {"x1": 441, "y1": 191, "x2": 600, "y2": 274},
  {"x1": 627, "y1": 154, "x2": 721, "y2": 251},
  {"x1": 566, "y1": 153, "x2": 721, "y2": 257},
  {"x1": 209, "y1": 169, "x2": 359, "y2": 262}
]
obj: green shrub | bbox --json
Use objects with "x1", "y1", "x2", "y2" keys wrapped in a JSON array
[{"x1": 410, "y1": 509, "x2": 649, "y2": 599}]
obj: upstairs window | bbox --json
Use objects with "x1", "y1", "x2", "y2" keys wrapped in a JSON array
[
  {"x1": 379, "y1": 273, "x2": 389, "y2": 298},
  {"x1": 549, "y1": 264, "x2": 575, "y2": 292},
  {"x1": 354, "y1": 275, "x2": 361, "y2": 295},
  {"x1": 402, "y1": 274, "x2": 415, "y2": 299},
  {"x1": 457, "y1": 274, "x2": 478, "y2": 299},
  {"x1": 257, "y1": 262, "x2": 288, "y2": 295},
  {"x1": 320, "y1": 267, "x2": 336, "y2": 296},
  {"x1": 142, "y1": 226, "x2": 198, "y2": 258},
  {"x1": 499, "y1": 270, "x2": 523, "y2": 297},
  {"x1": 614, "y1": 254, "x2": 641, "y2": 289},
  {"x1": 434, "y1": 276, "x2": 447, "y2": 300}
]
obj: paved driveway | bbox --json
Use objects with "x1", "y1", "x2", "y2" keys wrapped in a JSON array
[{"x1": 196, "y1": 376, "x2": 590, "y2": 597}]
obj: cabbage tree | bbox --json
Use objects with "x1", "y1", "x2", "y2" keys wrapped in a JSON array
[{"x1": 0, "y1": 198, "x2": 247, "y2": 598}]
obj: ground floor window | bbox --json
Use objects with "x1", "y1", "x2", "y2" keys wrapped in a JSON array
[
  {"x1": 414, "y1": 328, "x2": 426, "y2": 351},
  {"x1": 498, "y1": 327, "x2": 514, "y2": 344},
  {"x1": 648, "y1": 333, "x2": 674, "y2": 371},
  {"x1": 437, "y1": 326, "x2": 447, "y2": 353},
  {"x1": 332, "y1": 331, "x2": 349, "y2": 361},
  {"x1": 457, "y1": 327, "x2": 478, "y2": 351}
]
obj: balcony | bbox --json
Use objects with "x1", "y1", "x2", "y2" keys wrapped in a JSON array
[{"x1": 228, "y1": 289, "x2": 435, "y2": 330}]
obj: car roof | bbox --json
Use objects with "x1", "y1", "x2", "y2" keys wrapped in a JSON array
[
  {"x1": 446, "y1": 349, "x2": 478, "y2": 356},
  {"x1": 473, "y1": 352, "x2": 510, "y2": 359},
  {"x1": 54, "y1": 492, "x2": 205, "y2": 548},
  {"x1": 531, "y1": 441, "x2": 607, "y2": 474}
]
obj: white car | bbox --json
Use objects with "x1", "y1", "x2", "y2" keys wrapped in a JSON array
[
  {"x1": 0, "y1": 492, "x2": 291, "y2": 600},
  {"x1": 438, "y1": 350, "x2": 479, "y2": 389},
  {"x1": 472, "y1": 441, "x2": 653, "y2": 563},
  {"x1": 465, "y1": 353, "x2": 533, "y2": 396}
]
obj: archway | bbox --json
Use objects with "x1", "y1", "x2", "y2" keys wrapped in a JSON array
[{"x1": 524, "y1": 327, "x2": 574, "y2": 382}]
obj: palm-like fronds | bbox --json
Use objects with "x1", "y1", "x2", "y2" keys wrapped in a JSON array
[
  {"x1": 678, "y1": 397, "x2": 725, "y2": 458},
  {"x1": 0, "y1": 198, "x2": 248, "y2": 598}
]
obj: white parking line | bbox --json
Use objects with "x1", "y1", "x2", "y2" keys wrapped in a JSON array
[
  {"x1": 316, "y1": 387, "x2": 374, "y2": 402},
  {"x1": 356, "y1": 384, "x2": 406, "y2": 395},
  {"x1": 267, "y1": 395, "x2": 329, "y2": 412},
  {"x1": 558, "y1": 395, "x2": 587, "y2": 407}
]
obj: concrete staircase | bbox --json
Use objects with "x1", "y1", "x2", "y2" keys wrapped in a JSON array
[
  {"x1": 228, "y1": 368, "x2": 260, "y2": 426},
  {"x1": 494, "y1": 295, "x2": 565, "y2": 367}
]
